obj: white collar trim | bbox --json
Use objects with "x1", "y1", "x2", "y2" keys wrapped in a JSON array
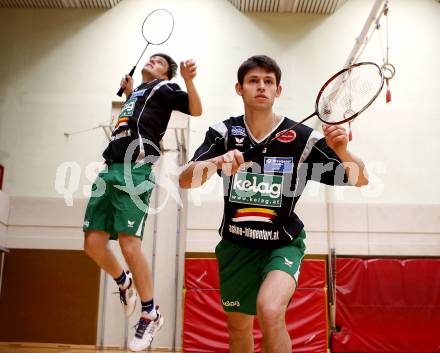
[{"x1": 243, "y1": 115, "x2": 285, "y2": 144}]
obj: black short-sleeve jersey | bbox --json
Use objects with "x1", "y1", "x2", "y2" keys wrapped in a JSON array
[
  {"x1": 191, "y1": 115, "x2": 349, "y2": 249},
  {"x1": 103, "y1": 79, "x2": 189, "y2": 163}
]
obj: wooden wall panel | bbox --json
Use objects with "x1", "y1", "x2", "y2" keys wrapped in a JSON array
[{"x1": 0, "y1": 249, "x2": 100, "y2": 345}]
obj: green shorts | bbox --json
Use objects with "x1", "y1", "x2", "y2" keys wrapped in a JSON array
[
  {"x1": 83, "y1": 163, "x2": 155, "y2": 240},
  {"x1": 215, "y1": 230, "x2": 306, "y2": 315}
]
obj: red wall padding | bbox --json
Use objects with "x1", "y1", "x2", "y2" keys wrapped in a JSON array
[
  {"x1": 332, "y1": 258, "x2": 440, "y2": 353},
  {"x1": 185, "y1": 258, "x2": 220, "y2": 290},
  {"x1": 184, "y1": 258, "x2": 326, "y2": 290},
  {"x1": 183, "y1": 290, "x2": 228, "y2": 353},
  {"x1": 183, "y1": 288, "x2": 328, "y2": 353},
  {"x1": 297, "y1": 259, "x2": 326, "y2": 289},
  {"x1": 183, "y1": 258, "x2": 328, "y2": 353}
]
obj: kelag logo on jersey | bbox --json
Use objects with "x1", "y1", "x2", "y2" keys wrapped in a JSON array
[
  {"x1": 119, "y1": 97, "x2": 137, "y2": 118},
  {"x1": 264, "y1": 157, "x2": 294, "y2": 173},
  {"x1": 231, "y1": 126, "x2": 247, "y2": 137},
  {"x1": 229, "y1": 172, "x2": 283, "y2": 207}
]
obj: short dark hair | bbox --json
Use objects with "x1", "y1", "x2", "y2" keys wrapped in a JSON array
[
  {"x1": 237, "y1": 55, "x2": 282, "y2": 86},
  {"x1": 152, "y1": 53, "x2": 178, "y2": 80}
]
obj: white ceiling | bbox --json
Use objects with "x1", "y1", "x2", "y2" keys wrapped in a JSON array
[
  {"x1": 228, "y1": 0, "x2": 349, "y2": 14},
  {"x1": 0, "y1": 0, "x2": 349, "y2": 12},
  {"x1": 0, "y1": 0, "x2": 122, "y2": 8}
]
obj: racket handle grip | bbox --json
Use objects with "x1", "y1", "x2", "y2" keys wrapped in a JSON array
[
  {"x1": 116, "y1": 66, "x2": 136, "y2": 97},
  {"x1": 243, "y1": 144, "x2": 264, "y2": 162}
]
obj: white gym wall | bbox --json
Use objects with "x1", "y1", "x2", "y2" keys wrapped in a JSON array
[{"x1": 0, "y1": 0, "x2": 439, "y2": 349}]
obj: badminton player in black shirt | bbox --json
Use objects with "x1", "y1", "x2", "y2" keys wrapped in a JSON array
[
  {"x1": 84, "y1": 53, "x2": 202, "y2": 351},
  {"x1": 179, "y1": 55, "x2": 368, "y2": 353}
]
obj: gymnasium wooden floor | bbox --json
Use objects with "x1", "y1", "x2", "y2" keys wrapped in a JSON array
[
  {"x1": 0, "y1": 344, "x2": 193, "y2": 353},
  {"x1": 0, "y1": 349, "x2": 186, "y2": 353}
]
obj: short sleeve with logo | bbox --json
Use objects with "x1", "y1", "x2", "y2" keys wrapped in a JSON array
[
  {"x1": 191, "y1": 121, "x2": 228, "y2": 162},
  {"x1": 103, "y1": 80, "x2": 189, "y2": 163}
]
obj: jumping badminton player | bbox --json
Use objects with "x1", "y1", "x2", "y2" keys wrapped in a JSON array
[
  {"x1": 83, "y1": 54, "x2": 202, "y2": 352},
  {"x1": 179, "y1": 55, "x2": 367, "y2": 353}
]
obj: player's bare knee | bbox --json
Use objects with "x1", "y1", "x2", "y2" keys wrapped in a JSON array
[
  {"x1": 119, "y1": 236, "x2": 141, "y2": 260},
  {"x1": 227, "y1": 319, "x2": 252, "y2": 339},
  {"x1": 83, "y1": 239, "x2": 93, "y2": 258},
  {"x1": 84, "y1": 232, "x2": 103, "y2": 258},
  {"x1": 257, "y1": 302, "x2": 285, "y2": 326}
]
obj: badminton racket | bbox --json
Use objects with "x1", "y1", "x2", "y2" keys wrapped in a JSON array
[
  {"x1": 116, "y1": 9, "x2": 174, "y2": 97},
  {"x1": 243, "y1": 62, "x2": 384, "y2": 161}
]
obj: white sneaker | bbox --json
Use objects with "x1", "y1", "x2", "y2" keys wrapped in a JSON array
[
  {"x1": 118, "y1": 271, "x2": 137, "y2": 317},
  {"x1": 128, "y1": 308, "x2": 164, "y2": 352}
]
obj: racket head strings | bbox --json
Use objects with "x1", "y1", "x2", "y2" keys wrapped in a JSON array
[
  {"x1": 141, "y1": 8, "x2": 175, "y2": 45},
  {"x1": 316, "y1": 62, "x2": 384, "y2": 125},
  {"x1": 116, "y1": 9, "x2": 175, "y2": 96}
]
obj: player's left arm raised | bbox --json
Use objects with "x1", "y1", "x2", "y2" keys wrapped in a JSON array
[
  {"x1": 323, "y1": 124, "x2": 369, "y2": 187},
  {"x1": 180, "y1": 59, "x2": 202, "y2": 117}
]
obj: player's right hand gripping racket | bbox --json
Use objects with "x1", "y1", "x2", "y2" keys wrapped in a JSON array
[
  {"x1": 243, "y1": 62, "x2": 384, "y2": 161},
  {"x1": 116, "y1": 9, "x2": 174, "y2": 97}
]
